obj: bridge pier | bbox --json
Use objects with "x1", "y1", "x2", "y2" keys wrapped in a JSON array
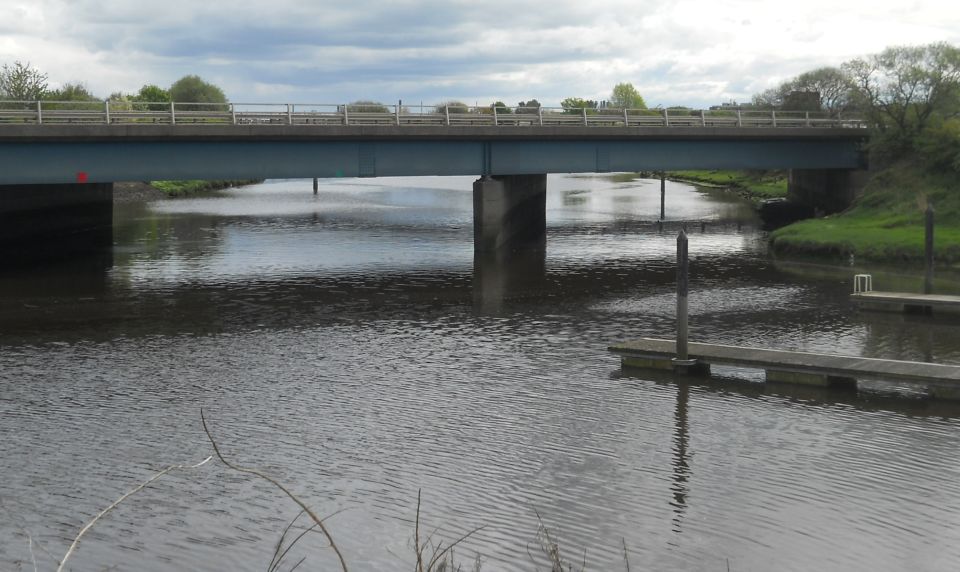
[
  {"x1": 473, "y1": 249, "x2": 547, "y2": 313},
  {"x1": 473, "y1": 174, "x2": 547, "y2": 253},
  {"x1": 787, "y1": 168, "x2": 868, "y2": 215},
  {"x1": 0, "y1": 183, "x2": 113, "y2": 263}
]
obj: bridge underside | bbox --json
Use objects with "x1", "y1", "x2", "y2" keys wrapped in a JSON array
[{"x1": 0, "y1": 138, "x2": 862, "y2": 184}]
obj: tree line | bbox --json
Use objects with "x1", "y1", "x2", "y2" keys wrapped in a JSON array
[
  {"x1": 751, "y1": 42, "x2": 960, "y2": 170},
  {"x1": 0, "y1": 63, "x2": 648, "y2": 118},
  {"x1": 0, "y1": 62, "x2": 227, "y2": 106}
]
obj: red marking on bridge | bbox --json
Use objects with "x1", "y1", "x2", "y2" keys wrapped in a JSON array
[{"x1": 76, "y1": 172, "x2": 88, "y2": 183}]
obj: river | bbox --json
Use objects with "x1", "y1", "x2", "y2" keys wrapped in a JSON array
[{"x1": 1, "y1": 175, "x2": 959, "y2": 571}]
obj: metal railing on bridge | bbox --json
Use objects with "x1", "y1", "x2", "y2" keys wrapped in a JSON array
[{"x1": 0, "y1": 100, "x2": 867, "y2": 129}]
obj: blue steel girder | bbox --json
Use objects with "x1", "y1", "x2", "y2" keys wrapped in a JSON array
[{"x1": 0, "y1": 126, "x2": 866, "y2": 184}]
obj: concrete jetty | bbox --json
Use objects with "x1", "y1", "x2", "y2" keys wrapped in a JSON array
[{"x1": 609, "y1": 338, "x2": 960, "y2": 400}]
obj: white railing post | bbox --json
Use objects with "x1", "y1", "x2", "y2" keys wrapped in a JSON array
[
  {"x1": 37, "y1": 100, "x2": 42, "y2": 125},
  {"x1": 700, "y1": 109, "x2": 706, "y2": 126},
  {"x1": 736, "y1": 109, "x2": 742, "y2": 127},
  {"x1": 623, "y1": 108, "x2": 629, "y2": 127},
  {"x1": 805, "y1": 111, "x2": 810, "y2": 127},
  {"x1": 395, "y1": 102, "x2": 400, "y2": 126},
  {"x1": 582, "y1": 107, "x2": 588, "y2": 126},
  {"x1": 771, "y1": 110, "x2": 777, "y2": 127},
  {"x1": 105, "y1": 100, "x2": 111, "y2": 124},
  {"x1": 445, "y1": 106, "x2": 450, "y2": 126},
  {"x1": 231, "y1": 103, "x2": 236, "y2": 125},
  {"x1": 663, "y1": 108, "x2": 670, "y2": 127},
  {"x1": 287, "y1": 104, "x2": 293, "y2": 125},
  {"x1": 537, "y1": 106, "x2": 543, "y2": 126},
  {"x1": 343, "y1": 104, "x2": 349, "y2": 125},
  {"x1": 171, "y1": 101, "x2": 176, "y2": 125},
  {"x1": 493, "y1": 106, "x2": 498, "y2": 126}
]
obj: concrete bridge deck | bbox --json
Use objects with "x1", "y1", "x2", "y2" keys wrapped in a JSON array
[{"x1": 0, "y1": 124, "x2": 867, "y2": 185}]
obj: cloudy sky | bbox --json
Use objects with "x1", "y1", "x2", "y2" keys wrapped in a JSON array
[{"x1": 2, "y1": 0, "x2": 959, "y2": 109}]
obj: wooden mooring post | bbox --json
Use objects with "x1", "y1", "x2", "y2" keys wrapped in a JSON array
[
  {"x1": 660, "y1": 174, "x2": 666, "y2": 220},
  {"x1": 673, "y1": 230, "x2": 699, "y2": 372},
  {"x1": 925, "y1": 203, "x2": 934, "y2": 294},
  {"x1": 676, "y1": 229, "x2": 688, "y2": 360},
  {"x1": 313, "y1": 177, "x2": 319, "y2": 194}
]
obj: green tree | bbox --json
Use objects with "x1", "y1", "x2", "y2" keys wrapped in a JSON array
[
  {"x1": 491, "y1": 101, "x2": 512, "y2": 114},
  {"x1": 843, "y1": 43, "x2": 960, "y2": 145},
  {"x1": 434, "y1": 101, "x2": 469, "y2": 114},
  {"x1": 347, "y1": 100, "x2": 389, "y2": 112},
  {"x1": 560, "y1": 97, "x2": 598, "y2": 115},
  {"x1": 168, "y1": 75, "x2": 227, "y2": 104},
  {"x1": 610, "y1": 82, "x2": 646, "y2": 109},
  {"x1": 794, "y1": 67, "x2": 855, "y2": 115},
  {"x1": 135, "y1": 84, "x2": 170, "y2": 103},
  {"x1": 516, "y1": 99, "x2": 541, "y2": 114},
  {"x1": 43, "y1": 82, "x2": 100, "y2": 110},
  {"x1": 752, "y1": 67, "x2": 855, "y2": 115},
  {"x1": 916, "y1": 117, "x2": 960, "y2": 173},
  {"x1": 44, "y1": 83, "x2": 98, "y2": 102},
  {"x1": 131, "y1": 84, "x2": 171, "y2": 111},
  {"x1": 0, "y1": 61, "x2": 48, "y2": 101}
]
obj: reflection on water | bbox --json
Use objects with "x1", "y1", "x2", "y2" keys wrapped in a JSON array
[{"x1": 1, "y1": 175, "x2": 959, "y2": 571}]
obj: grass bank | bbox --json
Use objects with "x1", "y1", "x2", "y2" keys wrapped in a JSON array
[
  {"x1": 770, "y1": 162, "x2": 960, "y2": 264},
  {"x1": 665, "y1": 170, "x2": 788, "y2": 202},
  {"x1": 150, "y1": 179, "x2": 262, "y2": 197}
]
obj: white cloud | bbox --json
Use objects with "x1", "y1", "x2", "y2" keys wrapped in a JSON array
[{"x1": 1, "y1": 0, "x2": 958, "y2": 108}]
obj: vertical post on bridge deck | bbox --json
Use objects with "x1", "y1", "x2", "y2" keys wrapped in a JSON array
[
  {"x1": 676, "y1": 229, "x2": 690, "y2": 363},
  {"x1": 660, "y1": 174, "x2": 666, "y2": 220},
  {"x1": 925, "y1": 203, "x2": 935, "y2": 294},
  {"x1": 313, "y1": 178, "x2": 318, "y2": 195}
]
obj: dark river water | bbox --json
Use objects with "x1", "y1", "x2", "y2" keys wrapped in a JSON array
[{"x1": 1, "y1": 175, "x2": 959, "y2": 571}]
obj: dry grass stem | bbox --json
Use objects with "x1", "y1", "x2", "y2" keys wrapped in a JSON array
[
  {"x1": 268, "y1": 510, "x2": 320, "y2": 572},
  {"x1": 416, "y1": 489, "x2": 424, "y2": 572},
  {"x1": 413, "y1": 490, "x2": 485, "y2": 572},
  {"x1": 27, "y1": 532, "x2": 39, "y2": 572},
  {"x1": 533, "y1": 509, "x2": 587, "y2": 572},
  {"x1": 56, "y1": 455, "x2": 212, "y2": 572},
  {"x1": 200, "y1": 409, "x2": 349, "y2": 572},
  {"x1": 622, "y1": 538, "x2": 630, "y2": 572}
]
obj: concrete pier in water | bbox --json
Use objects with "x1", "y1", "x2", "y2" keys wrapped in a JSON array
[
  {"x1": 0, "y1": 182, "x2": 113, "y2": 262},
  {"x1": 473, "y1": 174, "x2": 547, "y2": 253}
]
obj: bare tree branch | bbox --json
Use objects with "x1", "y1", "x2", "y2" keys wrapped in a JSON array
[{"x1": 200, "y1": 408, "x2": 349, "y2": 572}]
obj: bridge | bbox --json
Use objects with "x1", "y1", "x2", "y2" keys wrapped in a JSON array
[{"x1": 0, "y1": 100, "x2": 869, "y2": 261}]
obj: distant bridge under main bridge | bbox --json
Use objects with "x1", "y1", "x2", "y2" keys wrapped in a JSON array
[{"x1": 0, "y1": 101, "x2": 869, "y2": 261}]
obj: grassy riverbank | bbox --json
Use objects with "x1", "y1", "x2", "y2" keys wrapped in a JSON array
[
  {"x1": 770, "y1": 162, "x2": 960, "y2": 264},
  {"x1": 665, "y1": 170, "x2": 788, "y2": 202},
  {"x1": 150, "y1": 179, "x2": 261, "y2": 197}
]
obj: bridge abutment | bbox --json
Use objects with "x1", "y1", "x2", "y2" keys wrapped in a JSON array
[
  {"x1": 473, "y1": 174, "x2": 547, "y2": 253},
  {"x1": 0, "y1": 183, "x2": 113, "y2": 263},
  {"x1": 787, "y1": 168, "x2": 868, "y2": 215}
]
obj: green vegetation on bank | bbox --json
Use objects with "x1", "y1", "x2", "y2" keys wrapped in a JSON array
[
  {"x1": 762, "y1": 42, "x2": 960, "y2": 263},
  {"x1": 151, "y1": 179, "x2": 261, "y2": 197},
  {"x1": 771, "y1": 162, "x2": 960, "y2": 263},
  {"x1": 667, "y1": 170, "x2": 788, "y2": 201}
]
